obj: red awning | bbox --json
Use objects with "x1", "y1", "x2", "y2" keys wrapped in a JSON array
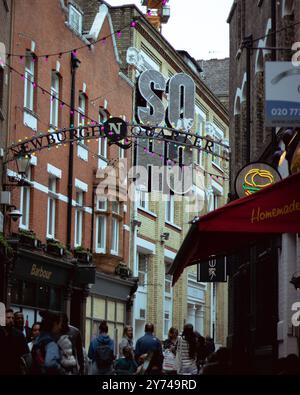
[{"x1": 169, "y1": 171, "x2": 300, "y2": 285}]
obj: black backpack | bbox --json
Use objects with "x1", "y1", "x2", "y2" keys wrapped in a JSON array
[{"x1": 94, "y1": 343, "x2": 114, "y2": 369}]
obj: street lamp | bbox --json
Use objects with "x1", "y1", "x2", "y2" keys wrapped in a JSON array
[{"x1": 15, "y1": 153, "x2": 31, "y2": 177}]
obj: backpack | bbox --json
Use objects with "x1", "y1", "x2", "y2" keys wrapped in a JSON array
[
  {"x1": 31, "y1": 338, "x2": 52, "y2": 375},
  {"x1": 94, "y1": 343, "x2": 114, "y2": 369},
  {"x1": 57, "y1": 335, "x2": 78, "y2": 371}
]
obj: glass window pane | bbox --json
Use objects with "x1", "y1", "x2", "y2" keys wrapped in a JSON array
[
  {"x1": 86, "y1": 296, "x2": 92, "y2": 317},
  {"x1": 116, "y1": 303, "x2": 125, "y2": 323},
  {"x1": 107, "y1": 322, "x2": 115, "y2": 341},
  {"x1": 85, "y1": 319, "x2": 91, "y2": 348},
  {"x1": 107, "y1": 300, "x2": 115, "y2": 322},
  {"x1": 93, "y1": 297, "x2": 105, "y2": 319}
]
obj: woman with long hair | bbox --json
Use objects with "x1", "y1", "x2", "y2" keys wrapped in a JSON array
[
  {"x1": 118, "y1": 325, "x2": 134, "y2": 357},
  {"x1": 176, "y1": 324, "x2": 198, "y2": 375}
]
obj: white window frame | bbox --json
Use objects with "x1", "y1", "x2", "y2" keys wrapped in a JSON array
[
  {"x1": 68, "y1": 4, "x2": 83, "y2": 34},
  {"x1": 77, "y1": 93, "x2": 88, "y2": 160},
  {"x1": 24, "y1": 51, "x2": 34, "y2": 111},
  {"x1": 212, "y1": 126, "x2": 224, "y2": 169},
  {"x1": 111, "y1": 217, "x2": 119, "y2": 255},
  {"x1": 213, "y1": 193, "x2": 219, "y2": 210},
  {"x1": 47, "y1": 177, "x2": 57, "y2": 239},
  {"x1": 98, "y1": 109, "x2": 108, "y2": 168},
  {"x1": 165, "y1": 194, "x2": 175, "y2": 224},
  {"x1": 50, "y1": 72, "x2": 59, "y2": 128},
  {"x1": 19, "y1": 167, "x2": 31, "y2": 230},
  {"x1": 138, "y1": 186, "x2": 148, "y2": 211},
  {"x1": 95, "y1": 215, "x2": 106, "y2": 253},
  {"x1": 96, "y1": 197, "x2": 107, "y2": 212},
  {"x1": 138, "y1": 253, "x2": 148, "y2": 288},
  {"x1": 74, "y1": 190, "x2": 84, "y2": 247}
]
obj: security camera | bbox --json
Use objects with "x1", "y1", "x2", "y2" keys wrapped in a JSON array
[{"x1": 7, "y1": 209, "x2": 22, "y2": 222}]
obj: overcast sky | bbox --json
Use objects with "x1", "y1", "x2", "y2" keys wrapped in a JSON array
[{"x1": 107, "y1": 0, "x2": 233, "y2": 60}]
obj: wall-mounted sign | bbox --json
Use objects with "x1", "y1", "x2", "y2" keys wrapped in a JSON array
[
  {"x1": 136, "y1": 70, "x2": 195, "y2": 130},
  {"x1": 197, "y1": 256, "x2": 227, "y2": 283},
  {"x1": 265, "y1": 61, "x2": 300, "y2": 126},
  {"x1": 235, "y1": 162, "x2": 282, "y2": 199}
]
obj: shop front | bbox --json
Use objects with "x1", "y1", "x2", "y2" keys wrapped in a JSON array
[
  {"x1": 8, "y1": 247, "x2": 95, "y2": 337},
  {"x1": 85, "y1": 272, "x2": 138, "y2": 353},
  {"x1": 169, "y1": 171, "x2": 300, "y2": 372}
]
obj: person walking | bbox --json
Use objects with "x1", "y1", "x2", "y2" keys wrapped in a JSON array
[
  {"x1": 176, "y1": 324, "x2": 198, "y2": 375},
  {"x1": 162, "y1": 327, "x2": 178, "y2": 375},
  {"x1": 14, "y1": 311, "x2": 31, "y2": 342},
  {"x1": 60, "y1": 313, "x2": 84, "y2": 375},
  {"x1": 28, "y1": 322, "x2": 41, "y2": 351},
  {"x1": 118, "y1": 325, "x2": 134, "y2": 358},
  {"x1": 114, "y1": 346, "x2": 138, "y2": 375},
  {"x1": 88, "y1": 320, "x2": 115, "y2": 375},
  {"x1": 31, "y1": 310, "x2": 63, "y2": 375},
  {"x1": 0, "y1": 308, "x2": 29, "y2": 375},
  {"x1": 135, "y1": 323, "x2": 163, "y2": 365}
]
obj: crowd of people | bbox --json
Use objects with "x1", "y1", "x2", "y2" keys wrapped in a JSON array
[{"x1": 1, "y1": 307, "x2": 300, "y2": 375}]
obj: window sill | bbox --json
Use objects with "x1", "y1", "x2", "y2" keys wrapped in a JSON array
[
  {"x1": 95, "y1": 249, "x2": 106, "y2": 254},
  {"x1": 23, "y1": 108, "x2": 38, "y2": 131},
  {"x1": 137, "y1": 206, "x2": 157, "y2": 218},
  {"x1": 165, "y1": 221, "x2": 182, "y2": 232},
  {"x1": 212, "y1": 162, "x2": 224, "y2": 173}
]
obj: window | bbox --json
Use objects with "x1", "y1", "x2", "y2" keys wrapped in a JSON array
[
  {"x1": 98, "y1": 108, "x2": 108, "y2": 168},
  {"x1": 165, "y1": 273, "x2": 172, "y2": 295},
  {"x1": 74, "y1": 190, "x2": 84, "y2": 247},
  {"x1": 112, "y1": 201, "x2": 120, "y2": 214},
  {"x1": 20, "y1": 167, "x2": 31, "y2": 230},
  {"x1": 138, "y1": 187, "x2": 148, "y2": 210},
  {"x1": 47, "y1": 178, "x2": 57, "y2": 239},
  {"x1": 165, "y1": 194, "x2": 174, "y2": 223},
  {"x1": 96, "y1": 197, "x2": 107, "y2": 211},
  {"x1": 24, "y1": 51, "x2": 34, "y2": 111},
  {"x1": 138, "y1": 254, "x2": 148, "y2": 287},
  {"x1": 95, "y1": 215, "x2": 106, "y2": 253},
  {"x1": 50, "y1": 72, "x2": 59, "y2": 128},
  {"x1": 111, "y1": 217, "x2": 119, "y2": 255},
  {"x1": 77, "y1": 93, "x2": 88, "y2": 160},
  {"x1": 69, "y1": 4, "x2": 83, "y2": 34}
]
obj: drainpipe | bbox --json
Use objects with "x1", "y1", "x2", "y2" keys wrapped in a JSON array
[
  {"x1": 271, "y1": 0, "x2": 277, "y2": 151},
  {"x1": 66, "y1": 53, "x2": 80, "y2": 250},
  {"x1": 245, "y1": 35, "x2": 253, "y2": 164}
]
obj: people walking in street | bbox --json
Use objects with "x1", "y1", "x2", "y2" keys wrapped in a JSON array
[
  {"x1": 118, "y1": 325, "x2": 134, "y2": 358},
  {"x1": 14, "y1": 311, "x2": 31, "y2": 342},
  {"x1": 31, "y1": 310, "x2": 63, "y2": 375},
  {"x1": 28, "y1": 322, "x2": 41, "y2": 351},
  {"x1": 204, "y1": 335, "x2": 215, "y2": 358},
  {"x1": 176, "y1": 324, "x2": 198, "y2": 375},
  {"x1": 60, "y1": 313, "x2": 84, "y2": 375},
  {"x1": 0, "y1": 308, "x2": 29, "y2": 375},
  {"x1": 114, "y1": 346, "x2": 138, "y2": 375},
  {"x1": 162, "y1": 327, "x2": 178, "y2": 374},
  {"x1": 135, "y1": 323, "x2": 163, "y2": 370},
  {"x1": 88, "y1": 320, "x2": 115, "y2": 375}
]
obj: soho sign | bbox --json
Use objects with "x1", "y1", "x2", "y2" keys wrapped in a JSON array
[{"x1": 136, "y1": 70, "x2": 195, "y2": 130}]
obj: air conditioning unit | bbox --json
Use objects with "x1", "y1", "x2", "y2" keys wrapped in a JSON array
[{"x1": 0, "y1": 191, "x2": 11, "y2": 205}]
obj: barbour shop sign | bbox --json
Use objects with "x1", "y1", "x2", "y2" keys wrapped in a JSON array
[{"x1": 30, "y1": 264, "x2": 52, "y2": 280}]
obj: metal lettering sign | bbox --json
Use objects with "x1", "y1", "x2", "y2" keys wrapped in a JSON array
[
  {"x1": 197, "y1": 256, "x2": 227, "y2": 283},
  {"x1": 136, "y1": 70, "x2": 195, "y2": 130}
]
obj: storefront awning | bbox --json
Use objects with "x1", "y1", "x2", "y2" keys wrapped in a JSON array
[{"x1": 169, "y1": 171, "x2": 300, "y2": 285}]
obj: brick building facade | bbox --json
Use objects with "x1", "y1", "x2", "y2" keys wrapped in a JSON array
[
  {"x1": 0, "y1": 0, "x2": 12, "y2": 300},
  {"x1": 2, "y1": 0, "x2": 135, "y2": 347},
  {"x1": 228, "y1": 0, "x2": 300, "y2": 372}
]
